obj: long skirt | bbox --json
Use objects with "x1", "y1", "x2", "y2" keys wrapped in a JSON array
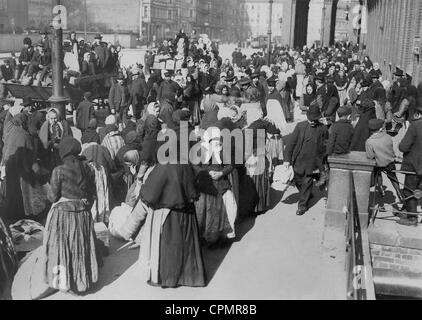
[
  {"x1": 251, "y1": 172, "x2": 271, "y2": 213},
  {"x1": 138, "y1": 202, "x2": 206, "y2": 288},
  {"x1": 42, "y1": 200, "x2": 99, "y2": 294},
  {"x1": 246, "y1": 154, "x2": 271, "y2": 213},
  {"x1": 195, "y1": 193, "x2": 233, "y2": 244}
]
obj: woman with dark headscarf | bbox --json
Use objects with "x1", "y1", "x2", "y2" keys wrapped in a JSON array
[
  {"x1": 138, "y1": 164, "x2": 206, "y2": 288},
  {"x1": 43, "y1": 137, "x2": 99, "y2": 295},
  {"x1": 321, "y1": 83, "x2": 340, "y2": 124},
  {"x1": 1, "y1": 113, "x2": 37, "y2": 223},
  {"x1": 301, "y1": 83, "x2": 316, "y2": 112},
  {"x1": 350, "y1": 99, "x2": 377, "y2": 152}
]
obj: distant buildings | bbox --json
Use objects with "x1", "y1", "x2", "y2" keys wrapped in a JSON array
[
  {"x1": 0, "y1": 0, "x2": 28, "y2": 33},
  {"x1": 241, "y1": 0, "x2": 284, "y2": 42},
  {"x1": 1, "y1": 0, "x2": 368, "y2": 48}
]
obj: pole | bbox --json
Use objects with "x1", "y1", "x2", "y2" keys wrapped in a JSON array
[
  {"x1": 267, "y1": 0, "x2": 273, "y2": 65},
  {"x1": 49, "y1": 0, "x2": 68, "y2": 121},
  {"x1": 84, "y1": 0, "x2": 87, "y2": 39}
]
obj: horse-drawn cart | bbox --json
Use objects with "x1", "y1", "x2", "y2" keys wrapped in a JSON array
[{"x1": 2, "y1": 73, "x2": 113, "y2": 111}]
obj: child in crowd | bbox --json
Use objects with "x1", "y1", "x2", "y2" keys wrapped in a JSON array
[{"x1": 326, "y1": 105, "x2": 354, "y2": 156}]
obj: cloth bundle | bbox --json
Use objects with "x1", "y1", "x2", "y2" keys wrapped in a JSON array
[{"x1": 272, "y1": 165, "x2": 295, "y2": 192}]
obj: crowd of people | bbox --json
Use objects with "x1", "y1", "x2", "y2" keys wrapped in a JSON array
[{"x1": 1, "y1": 31, "x2": 422, "y2": 298}]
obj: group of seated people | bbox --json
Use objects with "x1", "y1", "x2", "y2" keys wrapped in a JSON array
[{"x1": 0, "y1": 31, "x2": 122, "y2": 89}]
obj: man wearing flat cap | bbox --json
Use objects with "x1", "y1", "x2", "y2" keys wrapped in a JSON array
[
  {"x1": 366, "y1": 118, "x2": 403, "y2": 206},
  {"x1": 76, "y1": 92, "x2": 95, "y2": 133},
  {"x1": 27, "y1": 42, "x2": 51, "y2": 85},
  {"x1": 109, "y1": 73, "x2": 128, "y2": 120},
  {"x1": 398, "y1": 103, "x2": 422, "y2": 226}
]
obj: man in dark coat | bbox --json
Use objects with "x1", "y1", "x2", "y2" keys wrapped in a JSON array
[
  {"x1": 284, "y1": 104, "x2": 328, "y2": 216},
  {"x1": 252, "y1": 72, "x2": 267, "y2": 115},
  {"x1": 108, "y1": 73, "x2": 127, "y2": 119},
  {"x1": 92, "y1": 34, "x2": 109, "y2": 72},
  {"x1": 129, "y1": 68, "x2": 148, "y2": 120},
  {"x1": 398, "y1": 104, "x2": 422, "y2": 226},
  {"x1": 27, "y1": 43, "x2": 51, "y2": 85},
  {"x1": 76, "y1": 92, "x2": 95, "y2": 132},
  {"x1": 157, "y1": 71, "x2": 180, "y2": 105}
]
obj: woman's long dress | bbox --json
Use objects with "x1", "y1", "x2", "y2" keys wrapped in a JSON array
[
  {"x1": 138, "y1": 164, "x2": 206, "y2": 288},
  {"x1": 42, "y1": 158, "x2": 100, "y2": 294}
]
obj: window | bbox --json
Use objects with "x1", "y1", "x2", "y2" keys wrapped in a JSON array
[
  {"x1": 0, "y1": 0, "x2": 6, "y2": 10},
  {"x1": 190, "y1": 9, "x2": 193, "y2": 18},
  {"x1": 168, "y1": 10, "x2": 172, "y2": 19}
]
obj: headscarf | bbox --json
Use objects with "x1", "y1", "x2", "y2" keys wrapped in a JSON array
[
  {"x1": 59, "y1": 136, "x2": 82, "y2": 161},
  {"x1": 116, "y1": 131, "x2": 141, "y2": 167},
  {"x1": 303, "y1": 83, "x2": 316, "y2": 107},
  {"x1": 146, "y1": 102, "x2": 160, "y2": 116}
]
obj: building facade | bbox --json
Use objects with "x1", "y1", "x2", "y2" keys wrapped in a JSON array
[
  {"x1": 241, "y1": 0, "x2": 284, "y2": 43},
  {"x1": 0, "y1": 0, "x2": 28, "y2": 33},
  {"x1": 365, "y1": 0, "x2": 422, "y2": 84},
  {"x1": 141, "y1": 0, "x2": 198, "y2": 42}
]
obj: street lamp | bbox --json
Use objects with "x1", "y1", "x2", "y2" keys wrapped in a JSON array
[
  {"x1": 49, "y1": 0, "x2": 68, "y2": 121},
  {"x1": 267, "y1": 0, "x2": 273, "y2": 65}
]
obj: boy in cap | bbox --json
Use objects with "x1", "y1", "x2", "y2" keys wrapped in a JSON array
[
  {"x1": 366, "y1": 119, "x2": 403, "y2": 203},
  {"x1": 27, "y1": 42, "x2": 51, "y2": 85},
  {"x1": 326, "y1": 106, "x2": 354, "y2": 156},
  {"x1": 17, "y1": 37, "x2": 35, "y2": 81}
]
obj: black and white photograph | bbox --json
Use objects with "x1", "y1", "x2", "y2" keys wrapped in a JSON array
[{"x1": 0, "y1": 0, "x2": 421, "y2": 305}]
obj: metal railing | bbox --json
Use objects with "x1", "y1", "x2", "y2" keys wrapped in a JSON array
[{"x1": 345, "y1": 173, "x2": 376, "y2": 300}]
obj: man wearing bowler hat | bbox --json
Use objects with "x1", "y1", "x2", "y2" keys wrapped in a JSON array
[
  {"x1": 284, "y1": 103, "x2": 329, "y2": 216},
  {"x1": 92, "y1": 33, "x2": 109, "y2": 71}
]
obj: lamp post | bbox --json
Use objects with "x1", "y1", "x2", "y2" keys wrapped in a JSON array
[
  {"x1": 267, "y1": 0, "x2": 274, "y2": 65},
  {"x1": 49, "y1": 0, "x2": 68, "y2": 120}
]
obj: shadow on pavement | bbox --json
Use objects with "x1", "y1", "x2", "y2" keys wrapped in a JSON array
[
  {"x1": 202, "y1": 213, "x2": 257, "y2": 286},
  {"x1": 83, "y1": 238, "x2": 139, "y2": 296}
]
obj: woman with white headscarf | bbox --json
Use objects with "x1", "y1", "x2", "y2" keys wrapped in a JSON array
[{"x1": 39, "y1": 108, "x2": 73, "y2": 172}]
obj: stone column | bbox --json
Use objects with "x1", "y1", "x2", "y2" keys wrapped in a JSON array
[
  {"x1": 323, "y1": 152, "x2": 376, "y2": 253},
  {"x1": 326, "y1": 152, "x2": 376, "y2": 228}
]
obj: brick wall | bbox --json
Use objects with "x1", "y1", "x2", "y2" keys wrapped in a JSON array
[
  {"x1": 365, "y1": 0, "x2": 422, "y2": 84},
  {"x1": 371, "y1": 244, "x2": 422, "y2": 274}
]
